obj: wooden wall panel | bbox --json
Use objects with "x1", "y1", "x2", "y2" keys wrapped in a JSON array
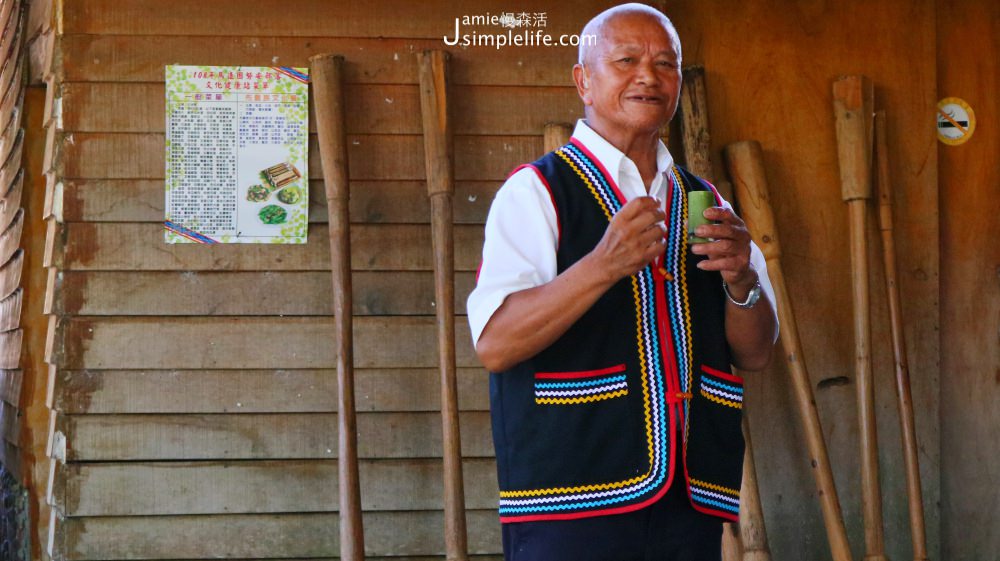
[
  {"x1": 52, "y1": 368, "x2": 489, "y2": 414},
  {"x1": 40, "y1": 0, "x2": 979, "y2": 559},
  {"x1": 937, "y1": 0, "x2": 1000, "y2": 558},
  {"x1": 61, "y1": 179, "x2": 496, "y2": 224},
  {"x1": 51, "y1": 458, "x2": 499, "y2": 516},
  {"x1": 56, "y1": 223, "x2": 483, "y2": 272},
  {"x1": 61, "y1": 133, "x2": 541, "y2": 181},
  {"x1": 61, "y1": 35, "x2": 577, "y2": 87},
  {"x1": 60, "y1": 82, "x2": 581, "y2": 136},
  {"x1": 53, "y1": 317, "x2": 477, "y2": 370},
  {"x1": 52, "y1": 271, "x2": 476, "y2": 316},
  {"x1": 56, "y1": 412, "x2": 494, "y2": 461},
  {"x1": 50, "y1": 511, "x2": 503, "y2": 560},
  {"x1": 670, "y1": 1, "x2": 940, "y2": 559}
]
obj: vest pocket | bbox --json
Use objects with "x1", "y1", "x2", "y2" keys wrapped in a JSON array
[
  {"x1": 533, "y1": 363, "x2": 628, "y2": 405},
  {"x1": 698, "y1": 365, "x2": 744, "y2": 409}
]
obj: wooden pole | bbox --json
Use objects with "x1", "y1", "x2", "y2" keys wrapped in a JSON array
[
  {"x1": 722, "y1": 523, "x2": 745, "y2": 561},
  {"x1": 724, "y1": 140, "x2": 854, "y2": 561},
  {"x1": 310, "y1": 53, "x2": 365, "y2": 561},
  {"x1": 680, "y1": 65, "x2": 713, "y2": 180},
  {"x1": 739, "y1": 415, "x2": 772, "y2": 561},
  {"x1": 874, "y1": 110, "x2": 929, "y2": 561},
  {"x1": 832, "y1": 75, "x2": 888, "y2": 561},
  {"x1": 543, "y1": 122, "x2": 572, "y2": 152},
  {"x1": 418, "y1": 49, "x2": 469, "y2": 561}
]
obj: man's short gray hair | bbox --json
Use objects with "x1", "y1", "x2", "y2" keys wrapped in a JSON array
[{"x1": 577, "y1": 3, "x2": 681, "y2": 66}]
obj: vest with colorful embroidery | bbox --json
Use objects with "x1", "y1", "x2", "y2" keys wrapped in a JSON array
[{"x1": 489, "y1": 139, "x2": 746, "y2": 524}]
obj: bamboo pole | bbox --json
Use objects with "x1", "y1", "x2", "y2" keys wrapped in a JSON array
[
  {"x1": 310, "y1": 53, "x2": 365, "y2": 561},
  {"x1": 833, "y1": 75, "x2": 888, "y2": 561},
  {"x1": 874, "y1": 110, "x2": 928, "y2": 561},
  {"x1": 724, "y1": 140, "x2": 854, "y2": 561},
  {"x1": 418, "y1": 49, "x2": 469, "y2": 561}
]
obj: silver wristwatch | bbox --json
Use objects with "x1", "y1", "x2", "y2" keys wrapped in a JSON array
[{"x1": 722, "y1": 279, "x2": 762, "y2": 309}]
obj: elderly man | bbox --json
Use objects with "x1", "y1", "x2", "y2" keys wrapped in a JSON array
[{"x1": 468, "y1": 4, "x2": 778, "y2": 560}]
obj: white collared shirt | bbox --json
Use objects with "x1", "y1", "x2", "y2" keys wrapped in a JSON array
[{"x1": 467, "y1": 119, "x2": 775, "y2": 347}]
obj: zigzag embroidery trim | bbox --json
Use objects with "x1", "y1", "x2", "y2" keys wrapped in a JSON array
[
  {"x1": 535, "y1": 388, "x2": 628, "y2": 405},
  {"x1": 699, "y1": 389, "x2": 743, "y2": 409},
  {"x1": 690, "y1": 477, "x2": 741, "y2": 513},
  {"x1": 689, "y1": 477, "x2": 740, "y2": 497},
  {"x1": 700, "y1": 384, "x2": 742, "y2": 401},
  {"x1": 535, "y1": 374, "x2": 627, "y2": 389},
  {"x1": 669, "y1": 167, "x2": 695, "y2": 435}
]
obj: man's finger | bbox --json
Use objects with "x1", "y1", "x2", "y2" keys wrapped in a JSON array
[
  {"x1": 695, "y1": 223, "x2": 749, "y2": 241},
  {"x1": 703, "y1": 206, "x2": 743, "y2": 225},
  {"x1": 618, "y1": 196, "x2": 660, "y2": 218}
]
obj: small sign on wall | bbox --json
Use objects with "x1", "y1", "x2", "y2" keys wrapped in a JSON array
[
  {"x1": 164, "y1": 65, "x2": 310, "y2": 244},
  {"x1": 936, "y1": 97, "x2": 975, "y2": 146}
]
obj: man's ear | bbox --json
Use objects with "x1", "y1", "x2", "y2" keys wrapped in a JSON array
[{"x1": 573, "y1": 64, "x2": 592, "y2": 105}]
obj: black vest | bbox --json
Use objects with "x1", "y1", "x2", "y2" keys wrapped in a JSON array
[{"x1": 489, "y1": 140, "x2": 745, "y2": 523}]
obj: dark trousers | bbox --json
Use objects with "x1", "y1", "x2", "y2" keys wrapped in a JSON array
[{"x1": 501, "y1": 454, "x2": 724, "y2": 561}]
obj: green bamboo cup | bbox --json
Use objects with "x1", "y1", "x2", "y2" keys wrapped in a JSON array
[{"x1": 688, "y1": 190, "x2": 715, "y2": 244}]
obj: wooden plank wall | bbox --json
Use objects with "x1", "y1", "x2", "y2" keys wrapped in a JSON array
[
  {"x1": 42, "y1": 1, "x2": 592, "y2": 559},
  {"x1": 36, "y1": 0, "x2": 1000, "y2": 559},
  {"x1": 0, "y1": 0, "x2": 26, "y2": 480},
  {"x1": 937, "y1": 1, "x2": 1000, "y2": 559},
  {"x1": 671, "y1": 2, "x2": 942, "y2": 560}
]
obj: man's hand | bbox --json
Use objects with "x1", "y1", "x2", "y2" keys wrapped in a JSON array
[
  {"x1": 690, "y1": 205, "x2": 777, "y2": 370},
  {"x1": 690, "y1": 206, "x2": 757, "y2": 298},
  {"x1": 591, "y1": 196, "x2": 667, "y2": 282}
]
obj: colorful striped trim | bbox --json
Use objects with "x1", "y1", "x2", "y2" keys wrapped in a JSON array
[
  {"x1": 272, "y1": 66, "x2": 309, "y2": 83},
  {"x1": 690, "y1": 477, "x2": 740, "y2": 515},
  {"x1": 498, "y1": 142, "x2": 690, "y2": 521},
  {"x1": 163, "y1": 221, "x2": 218, "y2": 244},
  {"x1": 667, "y1": 167, "x2": 695, "y2": 431},
  {"x1": 534, "y1": 370, "x2": 628, "y2": 405},
  {"x1": 699, "y1": 365, "x2": 743, "y2": 409}
]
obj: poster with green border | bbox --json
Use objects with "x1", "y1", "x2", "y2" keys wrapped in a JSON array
[{"x1": 164, "y1": 65, "x2": 309, "y2": 244}]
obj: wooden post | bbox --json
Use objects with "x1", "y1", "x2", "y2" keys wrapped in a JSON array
[
  {"x1": 832, "y1": 75, "x2": 888, "y2": 561},
  {"x1": 543, "y1": 122, "x2": 572, "y2": 152},
  {"x1": 874, "y1": 110, "x2": 928, "y2": 561},
  {"x1": 680, "y1": 65, "x2": 713, "y2": 180},
  {"x1": 740, "y1": 415, "x2": 772, "y2": 561},
  {"x1": 724, "y1": 140, "x2": 854, "y2": 561},
  {"x1": 310, "y1": 53, "x2": 365, "y2": 561},
  {"x1": 417, "y1": 49, "x2": 469, "y2": 561}
]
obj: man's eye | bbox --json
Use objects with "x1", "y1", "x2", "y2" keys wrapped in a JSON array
[{"x1": 618, "y1": 57, "x2": 633, "y2": 63}]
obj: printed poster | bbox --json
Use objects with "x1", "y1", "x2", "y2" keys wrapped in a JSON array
[{"x1": 164, "y1": 65, "x2": 310, "y2": 243}]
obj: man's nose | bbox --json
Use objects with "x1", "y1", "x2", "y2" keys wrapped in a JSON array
[{"x1": 634, "y1": 59, "x2": 660, "y2": 85}]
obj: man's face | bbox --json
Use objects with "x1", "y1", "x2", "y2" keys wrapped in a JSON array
[{"x1": 575, "y1": 13, "x2": 682, "y2": 138}]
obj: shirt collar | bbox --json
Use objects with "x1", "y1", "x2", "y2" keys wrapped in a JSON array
[{"x1": 570, "y1": 119, "x2": 675, "y2": 188}]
